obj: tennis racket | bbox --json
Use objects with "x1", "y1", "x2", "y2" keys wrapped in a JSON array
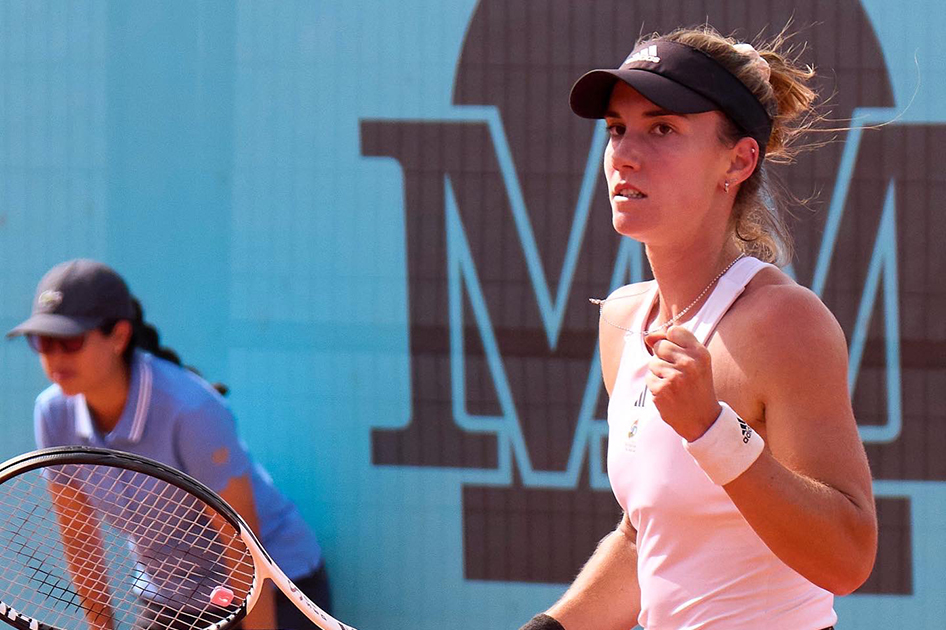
[{"x1": 0, "y1": 446, "x2": 357, "y2": 630}]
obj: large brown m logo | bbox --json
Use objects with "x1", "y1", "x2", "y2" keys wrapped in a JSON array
[{"x1": 361, "y1": 0, "x2": 943, "y2": 595}]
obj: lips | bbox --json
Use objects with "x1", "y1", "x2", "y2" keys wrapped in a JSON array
[{"x1": 613, "y1": 184, "x2": 647, "y2": 200}]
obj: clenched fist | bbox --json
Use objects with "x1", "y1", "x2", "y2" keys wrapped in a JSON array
[{"x1": 644, "y1": 325, "x2": 723, "y2": 442}]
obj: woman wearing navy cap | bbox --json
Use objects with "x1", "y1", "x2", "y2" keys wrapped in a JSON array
[
  {"x1": 8, "y1": 259, "x2": 332, "y2": 630},
  {"x1": 520, "y1": 26, "x2": 876, "y2": 630}
]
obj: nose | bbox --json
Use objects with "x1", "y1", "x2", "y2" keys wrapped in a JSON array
[{"x1": 606, "y1": 133, "x2": 642, "y2": 172}]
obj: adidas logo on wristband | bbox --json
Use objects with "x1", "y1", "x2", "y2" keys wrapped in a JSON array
[
  {"x1": 737, "y1": 417, "x2": 753, "y2": 444},
  {"x1": 683, "y1": 402, "x2": 766, "y2": 486}
]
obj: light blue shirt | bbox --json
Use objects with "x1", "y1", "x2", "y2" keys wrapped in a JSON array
[{"x1": 35, "y1": 350, "x2": 323, "y2": 583}]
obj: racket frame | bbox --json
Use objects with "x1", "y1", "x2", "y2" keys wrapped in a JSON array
[{"x1": 0, "y1": 447, "x2": 355, "y2": 630}]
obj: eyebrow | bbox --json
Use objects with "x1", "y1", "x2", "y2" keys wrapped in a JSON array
[{"x1": 603, "y1": 108, "x2": 687, "y2": 119}]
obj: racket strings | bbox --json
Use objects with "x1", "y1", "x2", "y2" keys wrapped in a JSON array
[
  {"x1": 0, "y1": 463, "x2": 256, "y2": 630},
  {"x1": 45, "y1": 470, "x2": 255, "y2": 585}
]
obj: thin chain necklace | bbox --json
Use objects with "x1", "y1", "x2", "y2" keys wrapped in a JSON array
[{"x1": 590, "y1": 253, "x2": 746, "y2": 335}]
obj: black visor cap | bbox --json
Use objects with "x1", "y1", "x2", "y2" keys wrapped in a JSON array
[{"x1": 570, "y1": 40, "x2": 772, "y2": 156}]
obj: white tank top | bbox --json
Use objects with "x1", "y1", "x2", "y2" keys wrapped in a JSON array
[{"x1": 607, "y1": 256, "x2": 837, "y2": 630}]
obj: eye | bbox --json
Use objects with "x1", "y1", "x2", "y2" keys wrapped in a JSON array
[
  {"x1": 652, "y1": 122, "x2": 674, "y2": 136},
  {"x1": 606, "y1": 122, "x2": 626, "y2": 138}
]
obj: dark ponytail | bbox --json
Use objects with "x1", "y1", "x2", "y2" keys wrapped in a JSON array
[
  {"x1": 125, "y1": 299, "x2": 181, "y2": 366},
  {"x1": 101, "y1": 298, "x2": 229, "y2": 396}
]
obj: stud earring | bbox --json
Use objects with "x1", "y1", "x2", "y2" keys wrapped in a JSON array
[{"x1": 724, "y1": 180, "x2": 730, "y2": 193}]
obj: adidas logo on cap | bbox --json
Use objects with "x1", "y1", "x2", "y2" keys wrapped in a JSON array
[{"x1": 624, "y1": 44, "x2": 660, "y2": 65}]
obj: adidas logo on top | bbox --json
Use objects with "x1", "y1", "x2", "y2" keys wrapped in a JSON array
[{"x1": 624, "y1": 44, "x2": 660, "y2": 65}]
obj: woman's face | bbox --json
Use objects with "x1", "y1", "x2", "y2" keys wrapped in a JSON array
[
  {"x1": 36, "y1": 327, "x2": 127, "y2": 396},
  {"x1": 602, "y1": 82, "x2": 733, "y2": 245}
]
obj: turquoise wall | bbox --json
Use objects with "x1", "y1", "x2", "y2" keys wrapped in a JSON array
[{"x1": 0, "y1": 1, "x2": 943, "y2": 628}]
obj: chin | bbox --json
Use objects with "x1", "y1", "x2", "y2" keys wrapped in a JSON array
[
  {"x1": 52, "y1": 379, "x2": 81, "y2": 397},
  {"x1": 612, "y1": 216, "x2": 649, "y2": 241}
]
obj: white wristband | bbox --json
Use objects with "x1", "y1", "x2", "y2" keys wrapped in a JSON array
[{"x1": 682, "y1": 402, "x2": 764, "y2": 486}]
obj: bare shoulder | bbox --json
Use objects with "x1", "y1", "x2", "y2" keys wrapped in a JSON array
[
  {"x1": 599, "y1": 281, "x2": 655, "y2": 322},
  {"x1": 598, "y1": 280, "x2": 655, "y2": 395},
  {"x1": 719, "y1": 266, "x2": 850, "y2": 404},
  {"x1": 728, "y1": 267, "x2": 846, "y2": 348}
]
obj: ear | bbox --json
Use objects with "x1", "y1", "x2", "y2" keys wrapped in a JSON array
[
  {"x1": 725, "y1": 136, "x2": 760, "y2": 187},
  {"x1": 110, "y1": 320, "x2": 133, "y2": 355}
]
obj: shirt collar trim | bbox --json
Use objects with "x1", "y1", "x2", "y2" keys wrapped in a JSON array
[{"x1": 71, "y1": 351, "x2": 153, "y2": 444}]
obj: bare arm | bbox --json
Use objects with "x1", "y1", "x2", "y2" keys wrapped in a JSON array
[
  {"x1": 647, "y1": 283, "x2": 877, "y2": 595},
  {"x1": 544, "y1": 513, "x2": 641, "y2": 630},
  {"x1": 49, "y1": 481, "x2": 115, "y2": 630},
  {"x1": 721, "y1": 287, "x2": 877, "y2": 594},
  {"x1": 540, "y1": 284, "x2": 648, "y2": 630},
  {"x1": 217, "y1": 474, "x2": 278, "y2": 630}
]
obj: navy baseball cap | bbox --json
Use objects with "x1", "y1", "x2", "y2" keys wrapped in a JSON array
[
  {"x1": 569, "y1": 39, "x2": 773, "y2": 157},
  {"x1": 7, "y1": 259, "x2": 135, "y2": 338}
]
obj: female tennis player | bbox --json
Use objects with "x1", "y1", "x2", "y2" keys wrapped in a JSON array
[
  {"x1": 7, "y1": 259, "x2": 332, "y2": 630},
  {"x1": 519, "y1": 26, "x2": 877, "y2": 630}
]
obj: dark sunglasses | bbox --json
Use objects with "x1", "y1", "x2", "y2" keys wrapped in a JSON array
[{"x1": 27, "y1": 333, "x2": 87, "y2": 354}]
